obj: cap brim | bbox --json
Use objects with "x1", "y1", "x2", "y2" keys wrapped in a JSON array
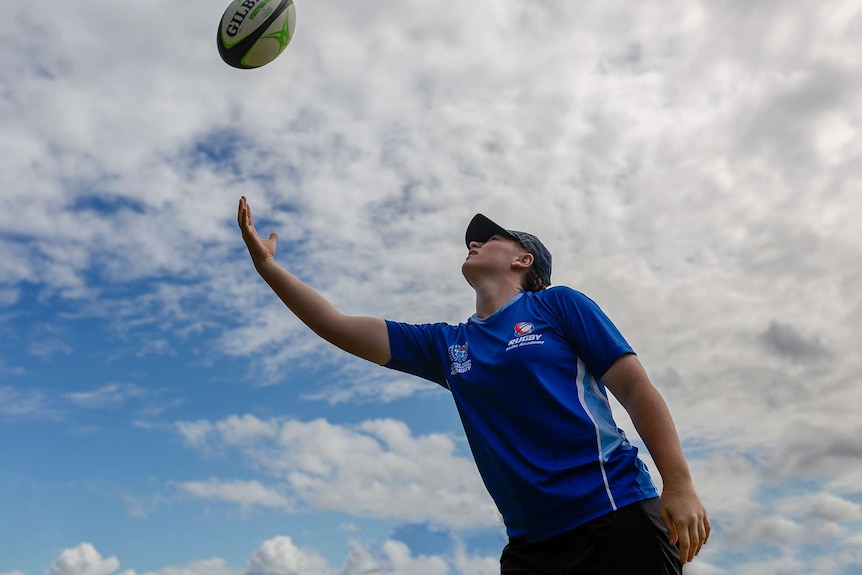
[{"x1": 465, "y1": 214, "x2": 517, "y2": 247}]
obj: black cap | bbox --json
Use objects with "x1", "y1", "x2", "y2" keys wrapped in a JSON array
[{"x1": 465, "y1": 214, "x2": 552, "y2": 290}]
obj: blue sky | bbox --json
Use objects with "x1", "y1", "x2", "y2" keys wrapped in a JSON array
[{"x1": 2, "y1": 0, "x2": 862, "y2": 574}]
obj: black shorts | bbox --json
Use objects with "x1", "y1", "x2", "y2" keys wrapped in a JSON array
[{"x1": 500, "y1": 498, "x2": 682, "y2": 575}]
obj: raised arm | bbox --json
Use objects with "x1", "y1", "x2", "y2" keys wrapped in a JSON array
[
  {"x1": 238, "y1": 196, "x2": 391, "y2": 365},
  {"x1": 601, "y1": 353, "x2": 710, "y2": 565}
]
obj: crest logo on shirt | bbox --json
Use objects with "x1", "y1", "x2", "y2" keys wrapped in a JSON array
[
  {"x1": 514, "y1": 322, "x2": 534, "y2": 335},
  {"x1": 448, "y1": 343, "x2": 472, "y2": 375}
]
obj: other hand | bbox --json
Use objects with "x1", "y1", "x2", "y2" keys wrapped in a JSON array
[
  {"x1": 238, "y1": 196, "x2": 278, "y2": 266},
  {"x1": 660, "y1": 484, "x2": 711, "y2": 564}
]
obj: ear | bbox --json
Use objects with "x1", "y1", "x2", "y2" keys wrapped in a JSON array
[{"x1": 512, "y1": 252, "x2": 534, "y2": 271}]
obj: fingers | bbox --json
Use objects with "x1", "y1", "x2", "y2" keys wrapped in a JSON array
[
  {"x1": 677, "y1": 522, "x2": 692, "y2": 564},
  {"x1": 662, "y1": 505, "x2": 710, "y2": 564},
  {"x1": 687, "y1": 523, "x2": 700, "y2": 563},
  {"x1": 238, "y1": 196, "x2": 251, "y2": 230},
  {"x1": 697, "y1": 515, "x2": 709, "y2": 553},
  {"x1": 694, "y1": 514, "x2": 712, "y2": 555},
  {"x1": 659, "y1": 489, "x2": 710, "y2": 565},
  {"x1": 673, "y1": 519, "x2": 696, "y2": 564},
  {"x1": 237, "y1": 196, "x2": 256, "y2": 235},
  {"x1": 690, "y1": 518, "x2": 705, "y2": 561},
  {"x1": 661, "y1": 509, "x2": 678, "y2": 546},
  {"x1": 674, "y1": 514, "x2": 711, "y2": 564}
]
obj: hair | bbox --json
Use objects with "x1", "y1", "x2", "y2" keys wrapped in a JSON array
[{"x1": 522, "y1": 266, "x2": 549, "y2": 292}]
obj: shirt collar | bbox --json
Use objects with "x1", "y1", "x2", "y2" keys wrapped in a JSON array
[{"x1": 469, "y1": 291, "x2": 525, "y2": 324}]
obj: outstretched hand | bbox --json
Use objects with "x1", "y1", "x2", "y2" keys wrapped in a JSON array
[
  {"x1": 238, "y1": 196, "x2": 278, "y2": 266},
  {"x1": 660, "y1": 484, "x2": 711, "y2": 564}
]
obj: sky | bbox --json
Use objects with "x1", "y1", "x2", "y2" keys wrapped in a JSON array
[{"x1": 1, "y1": 0, "x2": 861, "y2": 573}]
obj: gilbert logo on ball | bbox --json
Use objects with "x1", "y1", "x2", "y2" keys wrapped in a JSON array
[{"x1": 217, "y1": 0, "x2": 296, "y2": 69}]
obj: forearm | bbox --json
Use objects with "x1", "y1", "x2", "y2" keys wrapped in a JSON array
[
  {"x1": 253, "y1": 258, "x2": 390, "y2": 364},
  {"x1": 255, "y1": 257, "x2": 342, "y2": 332},
  {"x1": 604, "y1": 355, "x2": 693, "y2": 488},
  {"x1": 622, "y1": 383, "x2": 693, "y2": 489},
  {"x1": 623, "y1": 378, "x2": 711, "y2": 562}
]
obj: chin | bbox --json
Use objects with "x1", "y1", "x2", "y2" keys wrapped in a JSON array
[{"x1": 461, "y1": 263, "x2": 476, "y2": 288}]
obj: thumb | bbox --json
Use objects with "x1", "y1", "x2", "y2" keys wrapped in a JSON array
[{"x1": 268, "y1": 232, "x2": 279, "y2": 241}]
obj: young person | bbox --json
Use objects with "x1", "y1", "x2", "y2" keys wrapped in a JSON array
[{"x1": 238, "y1": 197, "x2": 710, "y2": 574}]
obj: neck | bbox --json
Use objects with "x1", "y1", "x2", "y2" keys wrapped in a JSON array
[{"x1": 472, "y1": 279, "x2": 523, "y2": 319}]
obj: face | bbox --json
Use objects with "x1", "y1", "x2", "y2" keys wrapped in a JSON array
[{"x1": 462, "y1": 235, "x2": 529, "y2": 286}]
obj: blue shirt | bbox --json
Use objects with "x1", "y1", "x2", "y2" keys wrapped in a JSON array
[{"x1": 384, "y1": 286, "x2": 657, "y2": 542}]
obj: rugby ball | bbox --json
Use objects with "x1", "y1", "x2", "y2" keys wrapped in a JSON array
[{"x1": 217, "y1": 0, "x2": 296, "y2": 69}]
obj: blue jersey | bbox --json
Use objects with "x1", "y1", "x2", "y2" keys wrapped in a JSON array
[{"x1": 384, "y1": 286, "x2": 658, "y2": 542}]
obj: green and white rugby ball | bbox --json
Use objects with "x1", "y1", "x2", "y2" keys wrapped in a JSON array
[{"x1": 217, "y1": 0, "x2": 296, "y2": 69}]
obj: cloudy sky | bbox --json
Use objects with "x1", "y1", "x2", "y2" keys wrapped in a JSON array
[{"x1": 2, "y1": 0, "x2": 861, "y2": 574}]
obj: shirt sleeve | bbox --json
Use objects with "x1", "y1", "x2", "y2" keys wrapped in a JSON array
[
  {"x1": 383, "y1": 320, "x2": 450, "y2": 388},
  {"x1": 543, "y1": 287, "x2": 634, "y2": 378}
]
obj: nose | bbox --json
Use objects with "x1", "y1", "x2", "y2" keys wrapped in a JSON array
[{"x1": 468, "y1": 240, "x2": 483, "y2": 249}]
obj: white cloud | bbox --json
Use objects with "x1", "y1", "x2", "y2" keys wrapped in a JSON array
[
  {"x1": 670, "y1": 450, "x2": 862, "y2": 574},
  {"x1": 687, "y1": 455, "x2": 762, "y2": 520},
  {"x1": 340, "y1": 540, "x2": 449, "y2": 575},
  {"x1": 64, "y1": 383, "x2": 147, "y2": 409},
  {"x1": 684, "y1": 563, "x2": 727, "y2": 575},
  {"x1": 0, "y1": 286, "x2": 21, "y2": 307},
  {"x1": 26, "y1": 329, "x2": 73, "y2": 360},
  {"x1": 777, "y1": 492, "x2": 862, "y2": 523},
  {"x1": 175, "y1": 479, "x2": 290, "y2": 512},
  {"x1": 175, "y1": 420, "x2": 215, "y2": 450},
  {"x1": 743, "y1": 516, "x2": 807, "y2": 547},
  {"x1": 379, "y1": 540, "x2": 448, "y2": 575},
  {"x1": 216, "y1": 415, "x2": 280, "y2": 445},
  {"x1": 299, "y1": 367, "x2": 433, "y2": 405},
  {"x1": 340, "y1": 541, "x2": 381, "y2": 575},
  {"x1": 46, "y1": 543, "x2": 120, "y2": 575},
  {"x1": 0, "y1": 386, "x2": 51, "y2": 419},
  {"x1": 245, "y1": 536, "x2": 331, "y2": 575},
  {"x1": 451, "y1": 544, "x2": 498, "y2": 575},
  {"x1": 41, "y1": 538, "x2": 490, "y2": 575},
  {"x1": 736, "y1": 556, "x2": 806, "y2": 575},
  {"x1": 136, "y1": 559, "x2": 236, "y2": 575},
  {"x1": 826, "y1": 469, "x2": 862, "y2": 495},
  {"x1": 0, "y1": 353, "x2": 26, "y2": 378},
  {"x1": 121, "y1": 492, "x2": 165, "y2": 519},
  {"x1": 173, "y1": 414, "x2": 498, "y2": 528}
]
